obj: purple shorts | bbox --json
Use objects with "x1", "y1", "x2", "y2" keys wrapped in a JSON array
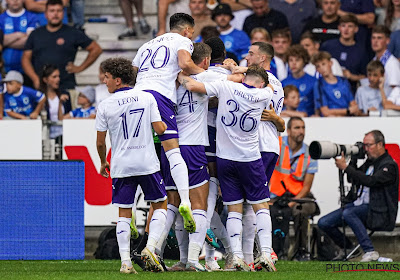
[
  {"x1": 112, "y1": 172, "x2": 167, "y2": 207},
  {"x1": 205, "y1": 126, "x2": 216, "y2": 162},
  {"x1": 261, "y1": 152, "x2": 279, "y2": 182},
  {"x1": 143, "y1": 89, "x2": 179, "y2": 141},
  {"x1": 161, "y1": 145, "x2": 210, "y2": 190},
  {"x1": 217, "y1": 157, "x2": 270, "y2": 205}
]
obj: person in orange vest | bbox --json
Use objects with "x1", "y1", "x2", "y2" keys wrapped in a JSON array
[{"x1": 269, "y1": 116, "x2": 319, "y2": 261}]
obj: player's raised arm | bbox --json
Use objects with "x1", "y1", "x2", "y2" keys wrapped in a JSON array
[{"x1": 178, "y1": 72, "x2": 207, "y2": 94}]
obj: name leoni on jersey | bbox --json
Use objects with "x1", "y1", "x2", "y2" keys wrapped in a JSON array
[
  {"x1": 234, "y1": 89, "x2": 261, "y2": 102},
  {"x1": 117, "y1": 96, "x2": 139, "y2": 106}
]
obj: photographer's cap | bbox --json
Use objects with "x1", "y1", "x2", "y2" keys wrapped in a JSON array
[
  {"x1": 2, "y1": 71, "x2": 24, "y2": 84},
  {"x1": 80, "y1": 86, "x2": 96, "y2": 104}
]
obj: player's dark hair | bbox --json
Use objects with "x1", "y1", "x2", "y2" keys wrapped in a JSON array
[
  {"x1": 205, "y1": 36, "x2": 226, "y2": 64},
  {"x1": 46, "y1": 0, "x2": 63, "y2": 8},
  {"x1": 287, "y1": 116, "x2": 304, "y2": 129},
  {"x1": 367, "y1": 60, "x2": 385, "y2": 75},
  {"x1": 366, "y1": 130, "x2": 385, "y2": 146},
  {"x1": 100, "y1": 57, "x2": 136, "y2": 85},
  {"x1": 170, "y1": 13, "x2": 195, "y2": 31},
  {"x1": 245, "y1": 65, "x2": 269, "y2": 86},
  {"x1": 201, "y1": 26, "x2": 220, "y2": 42},
  {"x1": 192, "y1": 43, "x2": 212, "y2": 64},
  {"x1": 252, "y1": 41, "x2": 274, "y2": 60},
  {"x1": 287, "y1": 44, "x2": 310, "y2": 65}
]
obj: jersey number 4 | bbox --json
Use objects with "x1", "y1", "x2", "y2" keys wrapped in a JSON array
[{"x1": 120, "y1": 109, "x2": 144, "y2": 139}]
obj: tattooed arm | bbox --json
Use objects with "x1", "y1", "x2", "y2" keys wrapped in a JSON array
[{"x1": 177, "y1": 72, "x2": 207, "y2": 94}]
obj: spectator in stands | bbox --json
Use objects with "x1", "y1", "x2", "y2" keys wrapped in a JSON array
[
  {"x1": 212, "y1": 3, "x2": 251, "y2": 62},
  {"x1": 320, "y1": 14, "x2": 368, "y2": 92},
  {"x1": 384, "y1": 0, "x2": 400, "y2": 32},
  {"x1": 197, "y1": 25, "x2": 219, "y2": 42},
  {"x1": 95, "y1": 65, "x2": 111, "y2": 108},
  {"x1": 388, "y1": 30, "x2": 400, "y2": 59},
  {"x1": 219, "y1": 0, "x2": 253, "y2": 31},
  {"x1": 319, "y1": 130, "x2": 398, "y2": 262},
  {"x1": 2, "y1": 70, "x2": 45, "y2": 119},
  {"x1": 338, "y1": 0, "x2": 375, "y2": 48},
  {"x1": 63, "y1": 85, "x2": 95, "y2": 119},
  {"x1": 39, "y1": 64, "x2": 71, "y2": 141},
  {"x1": 280, "y1": 85, "x2": 307, "y2": 117},
  {"x1": 300, "y1": 32, "x2": 343, "y2": 78},
  {"x1": 271, "y1": 28, "x2": 291, "y2": 81},
  {"x1": 282, "y1": 44, "x2": 316, "y2": 117},
  {"x1": 22, "y1": 0, "x2": 102, "y2": 91},
  {"x1": 69, "y1": 0, "x2": 85, "y2": 30},
  {"x1": 269, "y1": 116, "x2": 319, "y2": 261},
  {"x1": 269, "y1": 0, "x2": 317, "y2": 43},
  {"x1": 381, "y1": 85, "x2": 400, "y2": 110},
  {"x1": 312, "y1": 51, "x2": 359, "y2": 117},
  {"x1": 118, "y1": 0, "x2": 151, "y2": 40},
  {"x1": 190, "y1": 0, "x2": 215, "y2": 41},
  {"x1": 242, "y1": 0, "x2": 289, "y2": 38},
  {"x1": 371, "y1": 25, "x2": 400, "y2": 95},
  {"x1": 0, "y1": 0, "x2": 39, "y2": 75},
  {"x1": 302, "y1": 0, "x2": 340, "y2": 44},
  {"x1": 25, "y1": 0, "x2": 69, "y2": 26},
  {"x1": 355, "y1": 60, "x2": 385, "y2": 115},
  {"x1": 157, "y1": 0, "x2": 191, "y2": 36}
]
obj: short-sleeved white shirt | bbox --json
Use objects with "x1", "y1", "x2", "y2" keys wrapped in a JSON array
[
  {"x1": 132, "y1": 33, "x2": 194, "y2": 104},
  {"x1": 388, "y1": 86, "x2": 400, "y2": 105},
  {"x1": 384, "y1": 55, "x2": 400, "y2": 94},
  {"x1": 96, "y1": 88, "x2": 162, "y2": 178},
  {"x1": 258, "y1": 71, "x2": 284, "y2": 155},
  {"x1": 207, "y1": 65, "x2": 232, "y2": 127},
  {"x1": 204, "y1": 81, "x2": 273, "y2": 162},
  {"x1": 176, "y1": 70, "x2": 227, "y2": 145}
]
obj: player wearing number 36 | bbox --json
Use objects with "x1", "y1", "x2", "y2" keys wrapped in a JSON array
[
  {"x1": 178, "y1": 65, "x2": 277, "y2": 272},
  {"x1": 96, "y1": 57, "x2": 168, "y2": 274}
]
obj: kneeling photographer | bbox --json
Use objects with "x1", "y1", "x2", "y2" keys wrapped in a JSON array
[
  {"x1": 269, "y1": 117, "x2": 319, "y2": 261},
  {"x1": 316, "y1": 130, "x2": 399, "y2": 262}
]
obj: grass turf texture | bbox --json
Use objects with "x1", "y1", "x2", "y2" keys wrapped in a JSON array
[{"x1": 1, "y1": 260, "x2": 400, "y2": 280}]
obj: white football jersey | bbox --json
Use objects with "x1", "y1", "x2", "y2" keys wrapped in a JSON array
[
  {"x1": 207, "y1": 65, "x2": 232, "y2": 127},
  {"x1": 204, "y1": 81, "x2": 273, "y2": 162},
  {"x1": 96, "y1": 88, "x2": 162, "y2": 178},
  {"x1": 132, "y1": 33, "x2": 194, "y2": 104},
  {"x1": 259, "y1": 71, "x2": 284, "y2": 155},
  {"x1": 176, "y1": 70, "x2": 227, "y2": 145}
]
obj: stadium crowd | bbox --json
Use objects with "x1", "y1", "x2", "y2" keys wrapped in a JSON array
[{"x1": 1, "y1": 0, "x2": 399, "y2": 273}]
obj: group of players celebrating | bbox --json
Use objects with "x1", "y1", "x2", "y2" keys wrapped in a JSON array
[{"x1": 96, "y1": 12, "x2": 285, "y2": 274}]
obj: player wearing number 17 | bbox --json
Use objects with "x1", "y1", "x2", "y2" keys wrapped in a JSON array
[
  {"x1": 178, "y1": 65, "x2": 277, "y2": 272},
  {"x1": 132, "y1": 13, "x2": 204, "y2": 233},
  {"x1": 96, "y1": 57, "x2": 168, "y2": 274}
]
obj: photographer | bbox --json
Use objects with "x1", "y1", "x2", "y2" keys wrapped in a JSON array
[
  {"x1": 318, "y1": 130, "x2": 399, "y2": 262},
  {"x1": 269, "y1": 117, "x2": 319, "y2": 261}
]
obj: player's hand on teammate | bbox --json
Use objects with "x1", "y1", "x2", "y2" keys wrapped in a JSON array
[
  {"x1": 261, "y1": 104, "x2": 278, "y2": 122},
  {"x1": 231, "y1": 66, "x2": 248, "y2": 74},
  {"x1": 100, "y1": 161, "x2": 110, "y2": 178}
]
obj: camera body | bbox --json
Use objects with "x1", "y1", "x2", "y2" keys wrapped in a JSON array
[{"x1": 309, "y1": 141, "x2": 365, "y2": 160}]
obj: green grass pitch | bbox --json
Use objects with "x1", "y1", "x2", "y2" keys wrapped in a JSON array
[{"x1": 1, "y1": 260, "x2": 400, "y2": 280}]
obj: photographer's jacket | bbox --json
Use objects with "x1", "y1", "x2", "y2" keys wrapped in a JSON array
[{"x1": 345, "y1": 151, "x2": 399, "y2": 231}]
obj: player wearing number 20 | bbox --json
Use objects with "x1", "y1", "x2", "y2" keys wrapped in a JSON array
[
  {"x1": 178, "y1": 65, "x2": 277, "y2": 272},
  {"x1": 132, "y1": 13, "x2": 205, "y2": 234},
  {"x1": 96, "y1": 57, "x2": 168, "y2": 274}
]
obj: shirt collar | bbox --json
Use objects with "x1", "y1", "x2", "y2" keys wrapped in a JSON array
[
  {"x1": 114, "y1": 87, "x2": 132, "y2": 93},
  {"x1": 242, "y1": 83, "x2": 255, "y2": 88},
  {"x1": 219, "y1": 26, "x2": 235, "y2": 35}
]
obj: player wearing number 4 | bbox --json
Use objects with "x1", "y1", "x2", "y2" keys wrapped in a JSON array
[
  {"x1": 132, "y1": 13, "x2": 204, "y2": 236},
  {"x1": 96, "y1": 57, "x2": 168, "y2": 274},
  {"x1": 178, "y1": 65, "x2": 277, "y2": 272}
]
